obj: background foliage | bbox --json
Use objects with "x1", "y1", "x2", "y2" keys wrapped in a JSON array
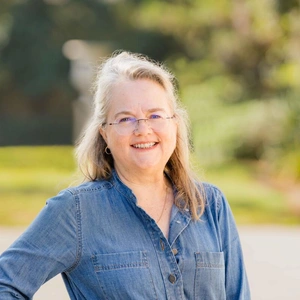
[{"x1": 0, "y1": 0, "x2": 299, "y2": 225}]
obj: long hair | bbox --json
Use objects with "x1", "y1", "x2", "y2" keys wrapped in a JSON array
[{"x1": 75, "y1": 51, "x2": 205, "y2": 219}]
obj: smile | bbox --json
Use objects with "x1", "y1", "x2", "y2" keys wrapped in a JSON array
[{"x1": 132, "y1": 142, "x2": 156, "y2": 149}]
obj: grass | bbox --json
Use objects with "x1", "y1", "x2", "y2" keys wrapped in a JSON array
[
  {"x1": 202, "y1": 162, "x2": 300, "y2": 225},
  {"x1": 0, "y1": 146, "x2": 76, "y2": 226},
  {"x1": 0, "y1": 146, "x2": 299, "y2": 226}
]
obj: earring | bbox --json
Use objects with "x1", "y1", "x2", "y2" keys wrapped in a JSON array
[{"x1": 105, "y1": 146, "x2": 111, "y2": 155}]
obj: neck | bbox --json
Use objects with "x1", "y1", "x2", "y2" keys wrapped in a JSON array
[
  {"x1": 115, "y1": 167, "x2": 170, "y2": 206},
  {"x1": 115, "y1": 165, "x2": 166, "y2": 188}
]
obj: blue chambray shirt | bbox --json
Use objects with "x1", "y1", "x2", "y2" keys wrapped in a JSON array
[{"x1": 0, "y1": 170, "x2": 250, "y2": 299}]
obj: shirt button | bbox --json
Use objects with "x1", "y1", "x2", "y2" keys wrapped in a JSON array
[
  {"x1": 160, "y1": 239, "x2": 165, "y2": 251},
  {"x1": 168, "y1": 274, "x2": 176, "y2": 284},
  {"x1": 172, "y1": 248, "x2": 178, "y2": 255}
]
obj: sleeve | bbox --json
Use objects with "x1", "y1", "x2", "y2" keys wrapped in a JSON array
[
  {"x1": 212, "y1": 186, "x2": 251, "y2": 300},
  {"x1": 0, "y1": 189, "x2": 80, "y2": 299}
]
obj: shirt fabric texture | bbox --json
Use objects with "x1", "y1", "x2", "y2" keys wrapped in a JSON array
[{"x1": 0, "y1": 169, "x2": 250, "y2": 299}]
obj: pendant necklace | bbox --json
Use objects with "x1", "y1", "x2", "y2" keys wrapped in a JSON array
[{"x1": 156, "y1": 185, "x2": 168, "y2": 224}]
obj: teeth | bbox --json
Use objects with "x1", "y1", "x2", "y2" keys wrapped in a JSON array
[{"x1": 133, "y1": 143, "x2": 155, "y2": 149}]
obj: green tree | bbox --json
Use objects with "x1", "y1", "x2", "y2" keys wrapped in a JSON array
[{"x1": 0, "y1": 0, "x2": 178, "y2": 145}]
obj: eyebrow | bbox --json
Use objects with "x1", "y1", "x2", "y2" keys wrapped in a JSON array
[{"x1": 113, "y1": 107, "x2": 167, "y2": 119}]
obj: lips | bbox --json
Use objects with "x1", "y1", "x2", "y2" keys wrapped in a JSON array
[{"x1": 131, "y1": 142, "x2": 156, "y2": 149}]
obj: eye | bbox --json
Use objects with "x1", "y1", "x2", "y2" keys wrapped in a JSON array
[
  {"x1": 149, "y1": 114, "x2": 163, "y2": 120},
  {"x1": 118, "y1": 117, "x2": 136, "y2": 124}
]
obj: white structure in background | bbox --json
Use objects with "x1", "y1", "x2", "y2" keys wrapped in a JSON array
[{"x1": 62, "y1": 40, "x2": 112, "y2": 142}]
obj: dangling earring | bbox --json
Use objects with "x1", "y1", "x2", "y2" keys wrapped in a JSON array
[{"x1": 105, "y1": 146, "x2": 111, "y2": 155}]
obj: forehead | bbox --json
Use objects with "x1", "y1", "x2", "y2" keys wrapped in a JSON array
[{"x1": 107, "y1": 79, "x2": 172, "y2": 116}]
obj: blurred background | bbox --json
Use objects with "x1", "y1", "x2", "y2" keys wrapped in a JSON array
[
  {"x1": 1, "y1": 0, "x2": 299, "y2": 226},
  {"x1": 0, "y1": 1, "x2": 300, "y2": 298}
]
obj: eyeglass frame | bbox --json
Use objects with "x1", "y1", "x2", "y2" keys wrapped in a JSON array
[{"x1": 102, "y1": 115, "x2": 176, "y2": 134}]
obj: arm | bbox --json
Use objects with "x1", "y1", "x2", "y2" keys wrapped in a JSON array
[{"x1": 0, "y1": 189, "x2": 80, "y2": 299}]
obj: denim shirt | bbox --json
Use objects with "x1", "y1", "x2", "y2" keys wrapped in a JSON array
[{"x1": 0, "y1": 170, "x2": 250, "y2": 299}]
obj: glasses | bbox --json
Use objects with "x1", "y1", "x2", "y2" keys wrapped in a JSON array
[{"x1": 103, "y1": 114, "x2": 176, "y2": 135}]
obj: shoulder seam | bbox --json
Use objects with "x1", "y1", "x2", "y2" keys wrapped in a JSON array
[
  {"x1": 203, "y1": 182, "x2": 223, "y2": 212},
  {"x1": 67, "y1": 181, "x2": 113, "y2": 196},
  {"x1": 64, "y1": 193, "x2": 82, "y2": 273}
]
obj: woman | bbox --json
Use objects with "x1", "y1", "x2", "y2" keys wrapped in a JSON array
[{"x1": 0, "y1": 51, "x2": 250, "y2": 299}]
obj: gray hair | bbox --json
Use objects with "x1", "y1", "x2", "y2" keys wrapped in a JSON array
[{"x1": 75, "y1": 51, "x2": 205, "y2": 219}]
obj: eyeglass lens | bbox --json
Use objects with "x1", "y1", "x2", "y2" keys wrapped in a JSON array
[{"x1": 115, "y1": 117, "x2": 172, "y2": 135}]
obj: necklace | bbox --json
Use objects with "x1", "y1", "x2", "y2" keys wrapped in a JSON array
[{"x1": 156, "y1": 185, "x2": 168, "y2": 224}]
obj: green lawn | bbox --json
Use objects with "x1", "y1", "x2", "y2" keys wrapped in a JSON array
[
  {"x1": 0, "y1": 146, "x2": 299, "y2": 226},
  {"x1": 202, "y1": 162, "x2": 299, "y2": 225},
  {"x1": 0, "y1": 146, "x2": 76, "y2": 226}
]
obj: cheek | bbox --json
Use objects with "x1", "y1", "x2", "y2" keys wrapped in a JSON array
[
  {"x1": 164, "y1": 127, "x2": 177, "y2": 152},
  {"x1": 107, "y1": 134, "x2": 127, "y2": 151}
]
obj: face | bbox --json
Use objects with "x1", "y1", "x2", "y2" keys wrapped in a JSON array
[{"x1": 100, "y1": 79, "x2": 177, "y2": 177}]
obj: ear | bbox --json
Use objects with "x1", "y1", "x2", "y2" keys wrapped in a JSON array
[{"x1": 99, "y1": 127, "x2": 108, "y2": 144}]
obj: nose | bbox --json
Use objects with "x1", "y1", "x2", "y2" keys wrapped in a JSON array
[{"x1": 134, "y1": 119, "x2": 152, "y2": 135}]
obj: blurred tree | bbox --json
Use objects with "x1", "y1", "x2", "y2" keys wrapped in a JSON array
[
  {"x1": 127, "y1": 0, "x2": 300, "y2": 163},
  {"x1": 2, "y1": 0, "x2": 70, "y2": 102},
  {"x1": 0, "y1": 0, "x2": 179, "y2": 145},
  {"x1": 276, "y1": 0, "x2": 300, "y2": 14},
  {"x1": 0, "y1": 0, "x2": 299, "y2": 173},
  {"x1": 129, "y1": 0, "x2": 300, "y2": 99},
  {"x1": 0, "y1": 0, "x2": 74, "y2": 119}
]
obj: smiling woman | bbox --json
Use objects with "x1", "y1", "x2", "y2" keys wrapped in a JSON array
[
  {"x1": 0, "y1": 51, "x2": 250, "y2": 299},
  {"x1": 99, "y1": 79, "x2": 178, "y2": 186}
]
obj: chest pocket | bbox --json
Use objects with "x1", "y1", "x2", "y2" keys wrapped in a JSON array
[
  {"x1": 194, "y1": 252, "x2": 226, "y2": 300},
  {"x1": 92, "y1": 251, "x2": 158, "y2": 300}
]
